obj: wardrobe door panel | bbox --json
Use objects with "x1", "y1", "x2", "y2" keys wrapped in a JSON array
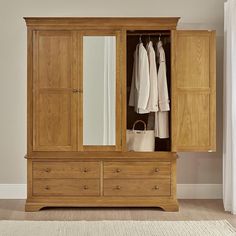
[
  {"x1": 171, "y1": 31, "x2": 216, "y2": 152},
  {"x1": 33, "y1": 31, "x2": 78, "y2": 151}
]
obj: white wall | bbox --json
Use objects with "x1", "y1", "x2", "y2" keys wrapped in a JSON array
[{"x1": 0, "y1": 0, "x2": 225, "y2": 186}]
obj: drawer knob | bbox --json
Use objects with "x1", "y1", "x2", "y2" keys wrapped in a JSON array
[
  {"x1": 45, "y1": 186, "x2": 50, "y2": 190},
  {"x1": 155, "y1": 168, "x2": 160, "y2": 173},
  {"x1": 154, "y1": 185, "x2": 159, "y2": 190},
  {"x1": 83, "y1": 168, "x2": 89, "y2": 173},
  {"x1": 45, "y1": 168, "x2": 51, "y2": 173},
  {"x1": 83, "y1": 185, "x2": 88, "y2": 190},
  {"x1": 115, "y1": 185, "x2": 121, "y2": 190},
  {"x1": 116, "y1": 169, "x2": 121, "y2": 173}
]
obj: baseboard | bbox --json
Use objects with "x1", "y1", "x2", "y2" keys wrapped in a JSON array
[
  {"x1": 177, "y1": 184, "x2": 222, "y2": 199},
  {"x1": 0, "y1": 184, "x2": 222, "y2": 199}
]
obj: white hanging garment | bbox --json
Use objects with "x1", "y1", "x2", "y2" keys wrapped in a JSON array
[
  {"x1": 129, "y1": 42, "x2": 150, "y2": 114},
  {"x1": 148, "y1": 40, "x2": 170, "y2": 138},
  {"x1": 146, "y1": 41, "x2": 159, "y2": 112},
  {"x1": 129, "y1": 44, "x2": 139, "y2": 109}
]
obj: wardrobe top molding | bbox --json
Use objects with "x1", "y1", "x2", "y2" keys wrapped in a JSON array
[{"x1": 24, "y1": 17, "x2": 180, "y2": 30}]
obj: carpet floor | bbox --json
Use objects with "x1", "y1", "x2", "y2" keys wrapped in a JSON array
[{"x1": 0, "y1": 220, "x2": 235, "y2": 236}]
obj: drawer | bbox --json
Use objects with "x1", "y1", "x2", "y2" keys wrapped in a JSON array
[
  {"x1": 33, "y1": 179, "x2": 100, "y2": 196},
  {"x1": 104, "y1": 179, "x2": 171, "y2": 196},
  {"x1": 104, "y1": 162, "x2": 170, "y2": 179},
  {"x1": 33, "y1": 162, "x2": 100, "y2": 179}
]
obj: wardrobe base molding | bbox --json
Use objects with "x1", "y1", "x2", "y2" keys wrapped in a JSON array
[{"x1": 25, "y1": 197, "x2": 179, "y2": 212}]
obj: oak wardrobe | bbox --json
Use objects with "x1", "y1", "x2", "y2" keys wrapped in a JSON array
[{"x1": 24, "y1": 17, "x2": 216, "y2": 212}]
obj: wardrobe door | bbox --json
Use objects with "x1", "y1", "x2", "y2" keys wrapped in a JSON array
[
  {"x1": 171, "y1": 31, "x2": 216, "y2": 152},
  {"x1": 81, "y1": 31, "x2": 121, "y2": 151},
  {"x1": 32, "y1": 31, "x2": 79, "y2": 151}
]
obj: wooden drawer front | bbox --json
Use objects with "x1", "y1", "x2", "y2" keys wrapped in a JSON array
[
  {"x1": 104, "y1": 162, "x2": 170, "y2": 179},
  {"x1": 33, "y1": 162, "x2": 100, "y2": 179},
  {"x1": 104, "y1": 179, "x2": 170, "y2": 196},
  {"x1": 33, "y1": 179, "x2": 100, "y2": 196}
]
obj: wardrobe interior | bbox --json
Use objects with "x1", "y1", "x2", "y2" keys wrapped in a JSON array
[{"x1": 126, "y1": 30, "x2": 171, "y2": 152}]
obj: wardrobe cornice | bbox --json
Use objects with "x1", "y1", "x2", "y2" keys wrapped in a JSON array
[{"x1": 24, "y1": 17, "x2": 180, "y2": 30}]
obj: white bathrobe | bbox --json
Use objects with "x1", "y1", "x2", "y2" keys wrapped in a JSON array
[
  {"x1": 154, "y1": 40, "x2": 170, "y2": 138},
  {"x1": 129, "y1": 43, "x2": 150, "y2": 114}
]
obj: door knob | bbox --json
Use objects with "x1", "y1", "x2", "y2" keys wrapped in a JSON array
[{"x1": 72, "y1": 89, "x2": 79, "y2": 93}]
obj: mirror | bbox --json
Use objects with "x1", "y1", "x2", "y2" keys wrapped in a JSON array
[{"x1": 83, "y1": 36, "x2": 116, "y2": 146}]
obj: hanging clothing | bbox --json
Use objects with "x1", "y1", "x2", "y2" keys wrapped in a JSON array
[
  {"x1": 156, "y1": 40, "x2": 170, "y2": 138},
  {"x1": 129, "y1": 43, "x2": 150, "y2": 114},
  {"x1": 148, "y1": 40, "x2": 170, "y2": 138},
  {"x1": 146, "y1": 41, "x2": 158, "y2": 112}
]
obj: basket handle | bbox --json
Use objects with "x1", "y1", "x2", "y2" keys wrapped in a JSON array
[{"x1": 132, "y1": 120, "x2": 147, "y2": 131}]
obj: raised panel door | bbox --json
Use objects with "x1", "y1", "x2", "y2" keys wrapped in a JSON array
[
  {"x1": 33, "y1": 31, "x2": 79, "y2": 151},
  {"x1": 171, "y1": 31, "x2": 216, "y2": 151}
]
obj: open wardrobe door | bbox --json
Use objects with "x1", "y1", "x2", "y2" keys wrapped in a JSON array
[{"x1": 171, "y1": 30, "x2": 216, "y2": 152}]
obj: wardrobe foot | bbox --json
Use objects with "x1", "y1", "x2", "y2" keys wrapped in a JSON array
[
  {"x1": 159, "y1": 201, "x2": 179, "y2": 212},
  {"x1": 25, "y1": 202, "x2": 44, "y2": 212}
]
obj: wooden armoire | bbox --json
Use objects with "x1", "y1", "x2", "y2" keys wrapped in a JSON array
[{"x1": 24, "y1": 17, "x2": 216, "y2": 212}]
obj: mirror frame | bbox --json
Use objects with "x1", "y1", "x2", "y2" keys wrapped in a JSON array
[{"x1": 79, "y1": 30, "x2": 122, "y2": 151}]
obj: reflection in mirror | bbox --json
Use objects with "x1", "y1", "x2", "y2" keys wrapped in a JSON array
[{"x1": 83, "y1": 36, "x2": 116, "y2": 146}]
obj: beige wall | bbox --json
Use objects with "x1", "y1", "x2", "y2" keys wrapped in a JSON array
[{"x1": 0, "y1": 0, "x2": 225, "y2": 184}]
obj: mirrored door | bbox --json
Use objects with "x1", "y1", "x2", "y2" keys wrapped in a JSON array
[{"x1": 81, "y1": 31, "x2": 121, "y2": 151}]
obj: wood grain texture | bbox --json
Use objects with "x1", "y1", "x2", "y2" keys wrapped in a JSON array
[
  {"x1": 27, "y1": 29, "x2": 33, "y2": 154},
  {"x1": 33, "y1": 179, "x2": 100, "y2": 196},
  {"x1": 103, "y1": 179, "x2": 171, "y2": 196},
  {"x1": 24, "y1": 17, "x2": 180, "y2": 30},
  {"x1": 25, "y1": 196, "x2": 178, "y2": 211},
  {"x1": 33, "y1": 31, "x2": 78, "y2": 151},
  {"x1": 33, "y1": 161, "x2": 100, "y2": 179},
  {"x1": 26, "y1": 158, "x2": 177, "y2": 211},
  {"x1": 27, "y1": 151, "x2": 178, "y2": 159},
  {"x1": 121, "y1": 30, "x2": 127, "y2": 152},
  {"x1": 171, "y1": 30, "x2": 216, "y2": 152},
  {"x1": 24, "y1": 17, "x2": 216, "y2": 212},
  {"x1": 104, "y1": 162, "x2": 171, "y2": 179},
  {"x1": 210, "y1": 31, "x2": 216, "y2": 152}
]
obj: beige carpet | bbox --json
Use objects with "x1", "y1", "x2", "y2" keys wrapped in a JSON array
[{"x1": 0, "y1": 220, "x2": 235, "y2": 236}]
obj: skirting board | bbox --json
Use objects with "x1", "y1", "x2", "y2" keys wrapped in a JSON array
[{"x1": 0, "y1": 184, "x2": 222, "y2": 200}]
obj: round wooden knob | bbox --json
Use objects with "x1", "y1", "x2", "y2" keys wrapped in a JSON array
[
  {"x1": 154, "y1": 185, "x2": 159, "y2": 190},
  {"x1": 83, "y1": 185, "x2": 88, "y2": 190},
  {"x1": 83, "y1": 168, "x2": 88, "y2": 173},
  {"x1": 155, "y1": 168, "x2": 160, "y2": 173},
  {"x1": 45, "y1": 168, "x2": 51, "y2": 173},
  {"x1": 116, "y1": 169, "x2": 121, "y2": 173},
  {"x1": 72, "y1": 89, "x2": 79, "y2": 93},
  {"x1": 45, "y1": 186, "x2": 50, "y2": 190},
  {"x1": 115, "y1": 185, "x2": 121, "y2": 190}
]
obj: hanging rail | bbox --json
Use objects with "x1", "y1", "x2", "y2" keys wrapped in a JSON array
[{"x1": 126, "y1": 32, "x2": 170, "y2": 36}]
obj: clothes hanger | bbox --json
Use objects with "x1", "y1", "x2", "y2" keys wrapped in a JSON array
[{"x1": 139, "y1": 35, "x2": 142, "y2": 43}]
